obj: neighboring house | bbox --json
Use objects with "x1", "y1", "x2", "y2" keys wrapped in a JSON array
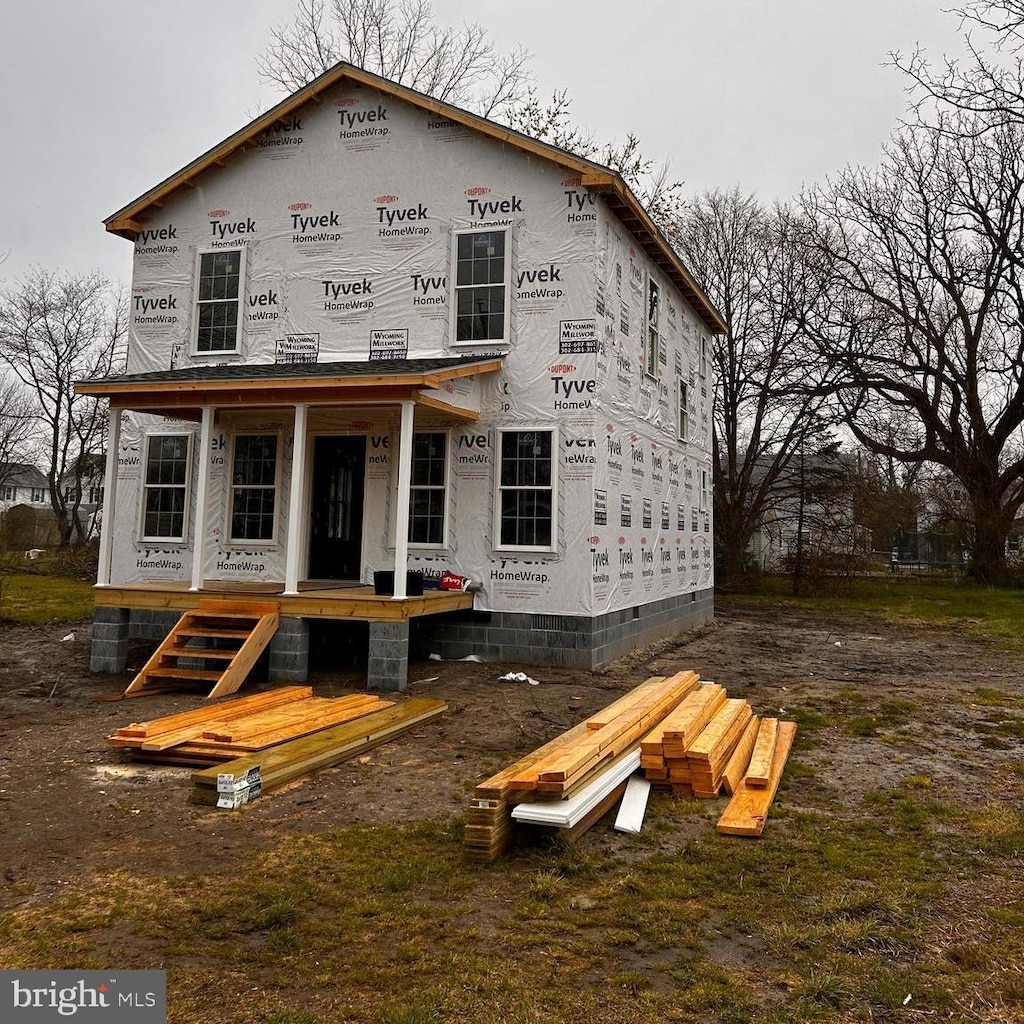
[
  {"x1": 77, "y1": 62, "x2": 722, "y2": 690},
  {"x1": 0, "y1": 464, "x2": 55, "y2": 553},
  {"x1": 746, "y1": 451, "x2": 869, "y2": 571},
  {"x1": 59, "y1": 455, "x2": 107, "y2": 542},
  {"x1": 0, "y1": 463, "x2": 49, "y2": 513}
]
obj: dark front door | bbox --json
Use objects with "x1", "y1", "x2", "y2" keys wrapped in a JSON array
[{"x1": 308, "y1": 435, "x2": 366, "y2": 580}]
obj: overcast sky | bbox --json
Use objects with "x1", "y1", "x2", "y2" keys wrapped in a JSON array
[{"x1": 0, "y1": 1, "x2": 969, "y2": 289}]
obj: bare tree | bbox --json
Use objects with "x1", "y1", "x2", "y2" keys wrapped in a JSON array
[
  {"x1": 803, "y1": 111, "x2": 1024, "y2": 583},
  {"x1": 258, "y1": 0, "x2": 531, "y2": 118},
  {"x1": 258, "y1": 0, "x2": 685, "y2": 228},
  {"x1": 673, "y1": 190, "x2": 838, "y2": 588},
  {"x1": 893, "y1": 2, "x2": 1024, "y2": 129},
  {"x1": 0, "y1": 270, "x2": 126, "y2": 546},
  {"x1": 0, "y1": 377, "x2": 36, "y2": 491}
]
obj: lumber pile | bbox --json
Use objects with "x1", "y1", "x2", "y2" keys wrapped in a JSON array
[
  {"x1": 190, "y1": 697, "x2": 447, "y2": 807},
  {"x1": 107, "y1": 686, "x2": 396, "y2": 765},
  {"x1": 464, "y1": 670, "x2": 797, "y2": 863}
]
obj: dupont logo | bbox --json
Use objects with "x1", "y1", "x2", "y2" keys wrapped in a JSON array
[
  {"x1": 618, "y1": 536, "x2": 626, "y2": 545},
  {"x1": 587, "y1": 535, "x2": 600, "y2": 544},
  {"x1": 336, "y1": 97, "x2": 357, "y2": 107},
  {"x1": 375, "y1": 195, "x2": 398, "y2": 204},
  {"x1": 289, "y1": 202, "x2": 311, "y2": 211},
  {"x1": 208, "y1": 209, "x2": 228, "y2": 218},
  {"x1": 464, "y1": 186, "x2": 490, "y2": 197},
  {"x1": 562, "y1": 176, "x2": 582, "y2": 186}
]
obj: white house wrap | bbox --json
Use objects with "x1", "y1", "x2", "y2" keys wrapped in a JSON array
[{"x1": 80, "y1": 63, "x2": 721, "y2": 688}]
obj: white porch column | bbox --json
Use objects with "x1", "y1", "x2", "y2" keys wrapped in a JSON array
[
  {"x1": 189, "y1": 406, "x2": 214, "y2": 593},
  {"x1": 95, "y1": 407, "x2": 121, "y2": 586},
  {"x1": 284, "y1": 403, "x2": 309, "y2": 596},
  {"x1": 392, "y1": 400, "x2": 415, "y2": 600}
]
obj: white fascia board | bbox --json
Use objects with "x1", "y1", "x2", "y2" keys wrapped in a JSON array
[{"x1": 511, "y1": 747, "x2": 641, "y2": 828}]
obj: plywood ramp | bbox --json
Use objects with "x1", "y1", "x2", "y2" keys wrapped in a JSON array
[{"x1": 124, "y1": 600, "x2": 280, "y2": 699}]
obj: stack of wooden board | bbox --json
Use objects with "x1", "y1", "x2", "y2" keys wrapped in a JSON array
[
  {"x1": 107, "y1": 686, "x2": 395, "y2": 765},
  {"x1": 464, "y1": 672, "x2": 698, "y2": 863},
  {"x1": 464, "y1": 670, "x2": 798, "y2": 862},
  {"x1": 717, "y1": 719, "x2": 797, "y2": 836},
  {"x1": 190, "y1": 697, "x2": 448, "y2": 807}
]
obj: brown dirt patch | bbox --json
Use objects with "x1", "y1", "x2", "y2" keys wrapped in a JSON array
[{"x1": 0, "y1": 600, "x2": 1021, "y2": 912}]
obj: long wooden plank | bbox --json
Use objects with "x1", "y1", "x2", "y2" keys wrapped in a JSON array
[
  {"x1": 687, "y1": 699, "x2": 749, "y2": 761},
  {"x1": 217, "y1": 698, "x2": 395, "y2": 750},
  {"x1": 744, "y1": 718, "x2": 779, "y2": 787},
  {"x1": 584, "y1": 674, "x2": 671, "y2": 730},
  {"x1": 191, "y1": 698, "x2": 447, "y2": 788},
  {"x1": 110, "y1": 686, "x2": 313, "y2": 742},
  {"x1": 474, "y1": 720, "x2": 593, "y2": 799},
  {"x1": 202, "y1": 695, "x2": 378, "y2": 741},
  {"x1": 660, "y1": 684, "x2": 728, "y2": 749},
  {"x1": 717, "y1": 721, "x2": 797, "y2": 836},
  {"x1": 189, "y1": 701, "x2": 448, "y2": 802},
  {"x1": 537, "y1": 672, "x2": 701, "y2": 785},
  {"x1": 721, "y1": 716, "x2": 760, "y2": 796}
]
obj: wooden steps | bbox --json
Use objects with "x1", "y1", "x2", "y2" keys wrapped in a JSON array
[
  {"x1": 124, "y1": 600, "x2": 281, "y2": 699},
  {"x1": 107, "y1": 686, "x2": 396, "y2": 764}
]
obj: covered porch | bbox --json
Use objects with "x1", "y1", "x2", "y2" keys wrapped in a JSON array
[{"x1": 77, "y1": 358, "x2": 501, "y2": 690}]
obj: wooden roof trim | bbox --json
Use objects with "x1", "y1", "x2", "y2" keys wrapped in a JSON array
[
  {"x1": 415, "y1": 393, "x2": 479, "y2": 421},
  {"x1": 104, "y1": 63, "x2": 616, "y2": 239},
  {"x1": 77, "y1": 359, "x2": 502, "y2": 398},
  {"x1": 103, "y1": 62, "x2": 723, "y2": 333}
]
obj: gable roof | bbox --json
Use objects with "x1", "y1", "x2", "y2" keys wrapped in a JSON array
[
  {"x1": 105, "y1": 62, "x2": 725, "y2": 335},
  {"x1": 0, "y1": 463, "x2": 47, "y2": 489}
]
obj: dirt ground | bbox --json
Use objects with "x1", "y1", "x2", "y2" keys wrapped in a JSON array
[{"x1": 0, "y1": 599, "x2": 1021, "y2": 914}]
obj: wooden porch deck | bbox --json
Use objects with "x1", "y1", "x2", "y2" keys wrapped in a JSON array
[{"x1": 93, "y1": 581, "x2": 475, "y2": 622}]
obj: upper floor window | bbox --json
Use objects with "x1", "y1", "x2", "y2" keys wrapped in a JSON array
[
  {"x1": 88, "y1": 486, "x2": 105, "y2": 505},
  {"x1": 194, "y1": 249, "x2": 244, "y2": 353},
  {"x1": 0, "y1": 485, "x2": 15, "y2": 501},
  {"x1": 452, "y1": 228, "x2": 510, "y2": 345},
  {"x1": 229, "y1": 433, "x2": 278, "y2": 543},
  {"x1": 646, "y1": 277, "x2": 660, "y2": 378},
  {"x1": 496, "y1": 429, "x2": 555, "y2": 551},
  {"x1": 30, "y1": 488, "x2": 45, "y2": 503},
  {"x1": 409, "y1": 432, "x2": 448, "y2": 546},
  {"x1": 678, "y1": 379, "x2": 689, "y2": 442},
  {"x1": 141, "y1": 434, "x2": 191, "y2": 542}
]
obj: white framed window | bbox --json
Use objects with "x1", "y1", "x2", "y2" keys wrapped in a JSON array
[
  {"x1": 88, "y1": 486, "x2": 104, "y2": 504},
  {"x1": 451, "y1": 227, "x2": 511, "y2": 345},
  {"x1": 30, "y1": 488, "x2": 45, "y2": 503},
  {"x1": 700, "y1": 336, "x2": 709, "y2": 395},
  {"x1": 678, "y1": 379, "x2": 689, "y2": 442},
  {"x1": 1, "y1": 485, "x2": 15, "y2": 501},
  {"x1": 645, "y1": 276, "x2": 660, "y2": 378},
  {"x1": 193, "y1": 248, "x2": 246, "y2": 354},
  {"x1": 409, "y1": 431, "x2": 449, "y2": 547},
  {"x1": 141, "y1": 433, "x2": 192, "y2": 542},
  {"x1": 495, "y1": 428, "x2": 556, "y2": 551},
  {"x1": 229, "y1": 432, "x2": 280, "y2": 543}
]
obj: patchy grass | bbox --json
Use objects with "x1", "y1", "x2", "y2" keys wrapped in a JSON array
[
  {"x1": 722, "y1": 576, "x2": 1024, "y2": 647},
  {"x1": 0, "y1": 572, "x2": 94, "y2": 623},
  {"x1": 0, "y1": 776, "x2": 1020, "y2": 1024}
]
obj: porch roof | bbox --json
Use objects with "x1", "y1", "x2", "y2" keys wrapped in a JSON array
[{"x1": 75, "y1": 356, "x2": 502, "y2": 421}]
